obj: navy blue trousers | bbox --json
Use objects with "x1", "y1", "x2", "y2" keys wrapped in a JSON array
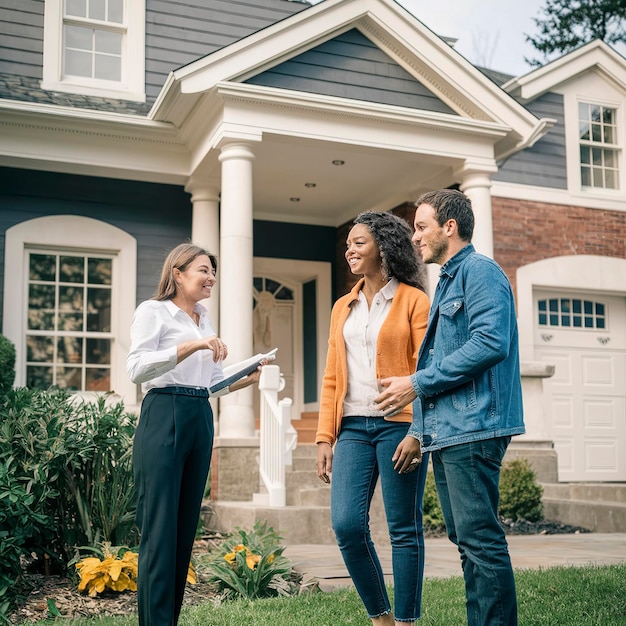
[{"x1": 133, "y1": 386, "x2": 213, "y2": 626}]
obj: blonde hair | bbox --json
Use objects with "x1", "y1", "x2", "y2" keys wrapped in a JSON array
[{"x1": 154, "y1": 243, "x2": 217, "y2": 301}]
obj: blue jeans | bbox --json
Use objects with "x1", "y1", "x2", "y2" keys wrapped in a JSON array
[
  {"x1": 331, "y1": 417, "x2": 429, "y2": 622},
  {"x1": 432, "y1": 437, "x2": 517, "y2": 626}
]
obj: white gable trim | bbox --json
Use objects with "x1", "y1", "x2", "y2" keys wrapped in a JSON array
[
  {"x1": 152, "y1": 0, "x2": 549, "y2": 160},
  {"x1": 503, "y1": 40, "x2": 626, "y2": 102}
]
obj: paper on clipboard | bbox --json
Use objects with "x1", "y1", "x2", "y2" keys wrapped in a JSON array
[{"x1": 209, "y1": 348, "x2": 277, "y2": 397}]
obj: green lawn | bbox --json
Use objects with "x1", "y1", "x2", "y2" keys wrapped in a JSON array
[{"x1": 23, "y1": 564, "x2": 626, "y2": 626}]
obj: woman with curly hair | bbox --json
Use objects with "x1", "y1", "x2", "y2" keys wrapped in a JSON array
[{"x1": 315, "y1": 211, "x2": 430, "y2": 625}]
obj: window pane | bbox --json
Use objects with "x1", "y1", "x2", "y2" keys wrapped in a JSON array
[
  {"x1": 65, "y1": 49, "x2": 92, "y2": 77},
  {"x1": 87, "y1": 287, "x2": 111, "y2": 332},
  {"x1": 58, "y1": 285, "x2": 84, "y2": 330},
  {"x1": 562, "y1": 315, "x2": 570, "y2": 327},
  {"x1": 66, "y1": 25, "x2": 92, "y2": 50},
  {"x1": 56, "y1": 366, "x2": 82, "y2": 391},
  {"x1": 592, "y1": 148, "x2": 603, "y2": 166},
  {"x1": 549, "y1": 299, "x2": 558, "y2": 312},
  {"x1": 584, "y1": 301, "x2": 593, "y2": 314},
  {"x1": 538, "y1": 313, "x2": 547, "y2": 325},
  {"x1": 27, "y1": 366, "x2": 53, "y2": 390},
  {"x1": 28, "y1": 284, "x2": 56, "y2": 330},
  {"x1": 579, "y1": 121, "x2": 590, "y2": 141},
  {"x1": 573, "y1": 300, "x2": 582, "y2": 313},
  {"x1": 66, "y1": 0, "x2": 87, "y2": 18},
  {"x1": 604, "y1": 125, "x2": 614, "y2": 144},
  {"x1": 30, "y1": 254, "x2": 56, "y2": 281},
  {"x1": 95, "y1": 54, "x2": 121, "y2": 81},
  {"x1": 88, "y1": 258, "x2": 112, "y2": 285},
  {"x1": 550, "y1": 314, "x2": 559, "y2": 325},
  {"x1": 86, "y1": 368, "x2": 111, "y2": 391},
  {"x1": 597, "y1": 318, "x2": 606, "y2": 329},
  {"x1": 590, "y1": 105, "x2": 601, "y2": 123},
  {"x1": 593, "y1": 168, "x2": 603, "y2": 187},
  {"x1": 591, "y1": 123, "x2": 601, "y2": 142},
  {"x1": 89, "y1": 0, "x2": 106, "y2": 21},
  {"x1": 573, "y1": 316, "x2": 582, "y2": 327},
  {"x1": 605, "y1": 170, "x2": 617, "y2": 189},
  {"x1": 108, "y1": 0, "x2": 124, "y2": 23},
  {"x1": 27, "y1": 336, "x2": 54, "y2": 363},
  {"x1": 95, "y1": 29, "x2": 121, "y2": 54},
  {"x1": 60, "y1": 256, "x2": 84, "y2": 283},
  {"x1": 578, "y1": 102, "x2": 589, "y2": 120},
  {"x1": 602, "y1": 108, "x2": 614, "y2": 125},
  {"x1": 86, "y1": 338, "x2": 110, "y2": 364},
  {"x1": 57, "y1": 336, "x2": 83, "y2": 364},
  {"x1": 538, "y1": 300, "x2": 546, "y2": 312}
]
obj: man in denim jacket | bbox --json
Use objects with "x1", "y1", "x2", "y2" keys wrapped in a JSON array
[{"x1": 377, "y1": 189, "x2": 524, "y2": 625}]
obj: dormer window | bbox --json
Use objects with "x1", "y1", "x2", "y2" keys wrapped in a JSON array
[
  {"x1": 42, "y1": 0, "x2": 145, "y2": 102},
  {"x1": 64, "y1": 0, "x2": 124, "y2": 82},
  {"x1": 579, "y1": 102, "x2": 619, "y2": 190}
]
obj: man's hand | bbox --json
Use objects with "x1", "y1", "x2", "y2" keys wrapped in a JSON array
[
  {"x1": 392, "y1": 436, "x2": 422, "y2": 474},
  {"x1": 375, "y1": 375, "x2": 417, "y2": 415},
  {"x1": 316, "y1": 442, "x2": 333, "y2": 484}
]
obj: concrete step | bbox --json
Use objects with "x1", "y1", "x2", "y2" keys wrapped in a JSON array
[{"x1": 541, "y1": 482, "x2": 626, "y2": 533}]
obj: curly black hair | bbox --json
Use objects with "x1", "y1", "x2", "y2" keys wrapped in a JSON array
[{"x1": 353, "y1": 211, "x2": 425, "y2": 290}]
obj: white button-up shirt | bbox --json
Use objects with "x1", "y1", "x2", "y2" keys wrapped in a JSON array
[
  {"x1": 342, "y1": 278, "x2": 398, "y2": 417},
  {"x1": 126, "y1": 299, "x2": 224, "y2": 393}
]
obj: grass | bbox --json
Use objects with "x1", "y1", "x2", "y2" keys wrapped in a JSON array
[{"x1": 23, "y1": 564, "x2": 626, "y2": 626}]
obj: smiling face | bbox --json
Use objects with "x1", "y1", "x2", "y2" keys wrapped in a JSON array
[
  {"x1": 412, "y1": 202, "x2": 450, "y2": 265},
  {"x1": 174, "y1": 254, "x2": 216, "y2": 303},
  {"x1": 345, "y1": 223, "x2": 382, "y2": 278}
]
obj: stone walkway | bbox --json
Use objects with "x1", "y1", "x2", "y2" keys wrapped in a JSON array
[{"x1": 284, "y1": 533, "x2": 626, "y2": 590}]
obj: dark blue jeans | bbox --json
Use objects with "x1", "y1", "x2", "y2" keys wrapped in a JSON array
[
  {"x1": 331, "y1": 417, "x2": 429, "y2": 622},
  {"x1": 432, "y1": 436, "x2": 517, "y2": 626}
]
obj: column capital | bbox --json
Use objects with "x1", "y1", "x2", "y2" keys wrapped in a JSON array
[
  {"x1": 454, "y1": 159, "x2": 498, "y2": 184},
  {"x1": 217, "y1": 140, "x2": 257, "y2": 163},
  {"x1": 184, "y1": 176, "x2": 220, "y2": 202}
]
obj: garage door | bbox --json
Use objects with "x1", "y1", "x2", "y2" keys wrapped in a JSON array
[{"x1": 534, "y1": 291, "x2": 626, "y2": 482}]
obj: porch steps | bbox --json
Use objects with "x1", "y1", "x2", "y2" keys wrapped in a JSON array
[
  {"x1": 541, "y1": 482, "x2": 626, "y2": 533},
  {"x1": 204, "y1": 444, "x2": 390, "y2": 545}
]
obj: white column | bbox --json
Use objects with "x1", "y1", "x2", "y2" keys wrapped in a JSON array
[
  {"x1": 458, "y1": 169, "x2": 495, "y2": 259},
  {"x1": 185, "y1": 179, "x2": 220, "y2": 329},
  {"x1": 217, "y1": 142, "x2": 256, "y2": 438}
]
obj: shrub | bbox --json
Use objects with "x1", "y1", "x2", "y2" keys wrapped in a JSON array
[
  {"x1": 499, "y1": 457, "x2": 544, "y2": 522},
  {"x1": 0, "y1": 387, "x2": 139, "y2": 618},
  {"x1": 205, "y1": 521, "x2": 296, "y2": 600},
  {"x1": 0, "y1": 335, "x2": 15, "y2": 397}
]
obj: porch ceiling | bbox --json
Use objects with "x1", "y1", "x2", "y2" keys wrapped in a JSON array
[{"x1": 239, "y1": 133, "x2": 453, "y2": 227}]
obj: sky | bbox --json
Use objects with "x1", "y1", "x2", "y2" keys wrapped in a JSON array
[{"x1": 309, "y1": 0, "x2": 626, "y2": 77}]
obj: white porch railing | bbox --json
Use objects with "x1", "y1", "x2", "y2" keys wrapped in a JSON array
[{"x1": 253, "y1": 364, "x2": 297, "y2": 507}]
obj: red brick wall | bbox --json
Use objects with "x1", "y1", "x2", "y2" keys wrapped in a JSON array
[{"x1": 492, "y1": 197, "x2": 626, "y2": 299}]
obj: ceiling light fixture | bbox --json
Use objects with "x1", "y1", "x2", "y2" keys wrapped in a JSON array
[
  {"x1": 304, "y1": 182, "x2": 316, "y2": 188},
  {"x1": 290, "y1": 197, "x2": 300, "y2": 202},
  {"x1": 332, "y1": 160, "x2": 345, "y2": 166}
]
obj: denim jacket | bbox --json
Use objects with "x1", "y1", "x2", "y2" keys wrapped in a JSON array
[{"x1": 407, "y1": 244, "x2": 524, "y2": 451}]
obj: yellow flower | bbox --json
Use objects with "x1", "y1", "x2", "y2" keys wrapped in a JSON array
[
  {"x1": 245, "y1": 553, "x2": 261, "y2": 570},
  {"x1": 266, "y1": 553, "x2": 275, "y2": 565}
]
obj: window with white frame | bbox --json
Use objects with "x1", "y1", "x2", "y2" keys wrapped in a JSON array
[
  {"x1": 578, "y1": 102, "x2": 619, "y2": 190},
  {"x1": 26, "y1": 250, "x2": 113, "y2": 391},
  {"x1": 3, "y1": 215, "x2": 138, "y2": 404},
  {"x1": 42, "y1": 0, "x2": 145, "y2": 101}
]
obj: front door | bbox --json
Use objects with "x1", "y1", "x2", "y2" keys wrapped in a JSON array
[{"x1": 534, "y1": 290, "x2": 626, "y2": 481}]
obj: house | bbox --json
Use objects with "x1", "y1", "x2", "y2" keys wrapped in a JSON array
[{"x1": 1, "y1": 0, "x2": 625, "y2": 533}]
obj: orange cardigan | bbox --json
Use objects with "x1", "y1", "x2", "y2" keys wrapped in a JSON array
[{"x1": 315, "y1": 279, "x2": 430, "y2": 446}]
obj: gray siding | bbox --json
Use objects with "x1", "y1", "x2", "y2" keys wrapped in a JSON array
[
  {"x1": 494, "y1": 92, "x2": 567, "y2": 189},
  {"x1": 246, "y1": 29, "x2": 457, "y2": 114},
  {"x1": 0, "y1": 167, "x2": 194, "y2": 328},
  {"x1": 145, "y1": 0, "x2": 310, "y2": 101},
  {"x1": 0, "y1": 0, "x2": 44, "y2": 79}
]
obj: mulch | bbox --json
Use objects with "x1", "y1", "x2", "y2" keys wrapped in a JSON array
[{"x1": 9, "y1": 520, "x2": 590, "y2": 623}]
